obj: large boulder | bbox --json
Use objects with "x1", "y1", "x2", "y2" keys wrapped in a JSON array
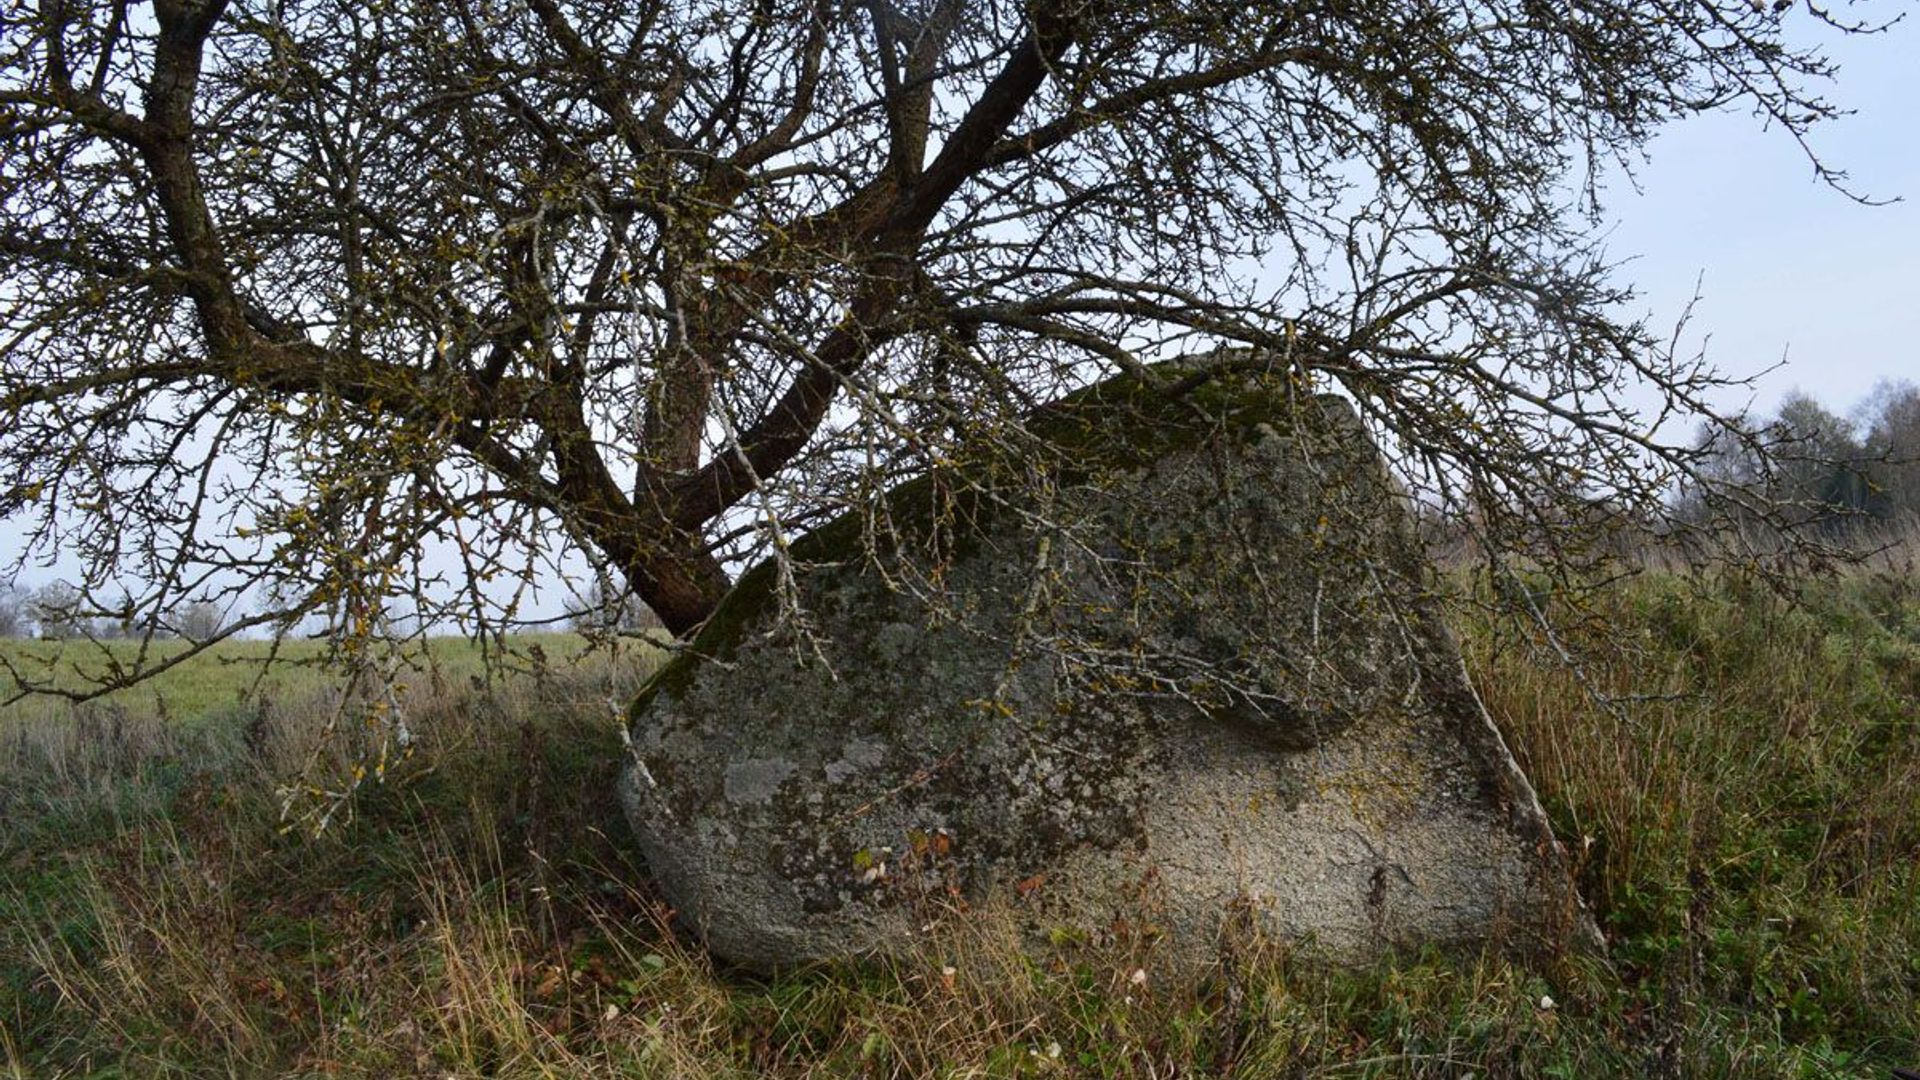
[{"x1": 622, "y1": 368, "x2": 1595, "y2": 971}]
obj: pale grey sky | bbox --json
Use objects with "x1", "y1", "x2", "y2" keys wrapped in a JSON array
[{"x1": 1602, "y1": 17, "x2": 1917, "y2": 419}]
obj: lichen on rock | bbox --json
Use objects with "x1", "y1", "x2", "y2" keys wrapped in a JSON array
[{"x1": 621, "y1": 361, "x2": 1595, "y2": 972}]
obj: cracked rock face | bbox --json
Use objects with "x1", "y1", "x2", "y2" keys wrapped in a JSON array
[{"x1": 622, "y1": 376, "x2": 1595, "y2": 972}]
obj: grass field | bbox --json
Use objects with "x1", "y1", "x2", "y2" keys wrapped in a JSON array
[
  {"x1": 2, "y1": 574, "x2": 1917, "y2": 1077},
  {"x1": 0, "y1": 631, "x2": 626, "y2": 729}
]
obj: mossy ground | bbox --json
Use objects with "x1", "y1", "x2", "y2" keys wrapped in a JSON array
[{"x1": 2, "y1": 572, "x2": 1917, "y2": 1077}]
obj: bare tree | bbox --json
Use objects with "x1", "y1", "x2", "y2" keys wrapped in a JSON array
[
  {"x1": 568, "y1": 575, "x2": 663, "y2": 636},
  {"x1": 176, "y1": 599, "x2": 225, "y2": 642},
  {"x1": 28, "y1": 582, "x2": 87, "y2": 640},
  {"x1": 0, "y1": 586, "x2": 25, "y2": 639},
  {"x1": 1676, "y1": 383, "x2": 1920, "y2": 539},
  {"x1": 0, "y1": 0, "x2": 1893, "y2": 704},
  {"x1": 1861, "y1": 380, "x2": 1920, "y2": 522}
]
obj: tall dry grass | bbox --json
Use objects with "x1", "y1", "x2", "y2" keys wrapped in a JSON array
[{"x1": 2, "y1": 576, "x2": 1915, "y2": 1077}]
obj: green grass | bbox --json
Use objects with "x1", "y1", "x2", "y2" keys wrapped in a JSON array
[
  {"x1": 1, "y1": 575, "x2": 1916, "y2": 1077},
  {"x1": 0, "y1": 631, "x2": 618, "y2": 729}
]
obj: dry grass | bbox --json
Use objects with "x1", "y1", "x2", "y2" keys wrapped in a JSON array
[{"x1": 2, "y1": 575, "x2": 1916, "y2": 1077}]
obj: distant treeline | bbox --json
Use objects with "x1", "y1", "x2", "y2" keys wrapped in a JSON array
[
  {"x1": 1678, "y1": 379, "x2": 1920, "y2": 534},
  {"x1": 0, "y1": 584, "x2": 225, "y2": 641},
  {"x1": 0, "y1": 575, "x2": 666, "y2": 642}
]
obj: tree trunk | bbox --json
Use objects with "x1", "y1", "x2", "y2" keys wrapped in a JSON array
[{"x1": 624, "y1": 544, "x2": 732, "y2": 637}]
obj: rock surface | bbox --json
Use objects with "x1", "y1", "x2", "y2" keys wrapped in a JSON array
[{"x1": 622, "y1": 369, "x2": 1594, "y2": 971}]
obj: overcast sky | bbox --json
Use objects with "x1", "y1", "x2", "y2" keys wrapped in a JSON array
[{"x1": 1600, "y1": 15, "x2": 1917, "y2": 420}]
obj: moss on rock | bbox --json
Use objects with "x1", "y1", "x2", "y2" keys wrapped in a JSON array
[
  {"x1": 631, "y1": 362, "x2": 1317, "y2": 716},
  {"x1": 620, "y1": 360, "x2": 1594, "y2": 973}
]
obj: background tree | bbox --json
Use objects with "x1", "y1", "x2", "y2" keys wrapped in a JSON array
[
  {"x1": 1861, "y1": 380, "x2": 1920, "y2": 522},
  {"x1": 567, "y1": 576, "x2": 664, "y2": 637},
  {"x1": 1771, "y1": 391, "x2": 1872, "y2": 525},
  {"x1": 1676, "y1": 381, "x2": 1920, "y2": 538},
  {"x1": 0, "y1": 586, "x2": 25, "y2": 639},
  {"x1": 175, "y1": 599, "x2": 226, "y2": 642},
  {"x1": 27, "y1": 582, "x2": 87, "y2": 641},
  {"x1": 0, "y1": 0, "x2": 1893, "y2": 702}
]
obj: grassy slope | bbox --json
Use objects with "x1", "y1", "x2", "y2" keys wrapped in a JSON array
[{"x1": 1, "y1": 576, "x2": 1916, "y2": 1078}]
